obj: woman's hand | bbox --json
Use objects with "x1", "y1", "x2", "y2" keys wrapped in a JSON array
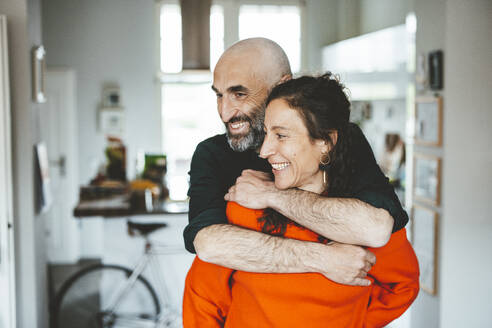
[{"x1": 304, "y1": 242, "x2": 376, "y2": 286}]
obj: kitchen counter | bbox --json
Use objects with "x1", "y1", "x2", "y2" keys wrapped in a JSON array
[{"x1": 74, "y1": 195, "x2": 188, "y2": 218}]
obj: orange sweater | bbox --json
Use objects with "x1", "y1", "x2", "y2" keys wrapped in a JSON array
[{"x1": 183, "y1": 202, "x2": 419, "y2": 328}]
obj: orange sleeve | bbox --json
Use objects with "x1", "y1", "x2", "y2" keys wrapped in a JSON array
[
  {"x1": 182, "y1": 257, "x2": 234, "y2": 328},
  {"x1": 364, "y1": 228, "x2": 420, "y2": 328},
  {"x1": 183, "y1": 202, "x2": 259, "y2": 327}
]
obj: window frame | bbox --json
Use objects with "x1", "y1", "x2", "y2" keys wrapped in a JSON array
[
  {"x1": 155, "y1": 0, "x2": 307, "y2": 162},
  {"x1": 155, "y1": 0, "x2": 306, "y2": 78}
]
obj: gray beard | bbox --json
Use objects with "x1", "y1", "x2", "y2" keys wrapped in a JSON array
[{"x1": 225, "y1": 107, "x2": 265, "y2": 152}]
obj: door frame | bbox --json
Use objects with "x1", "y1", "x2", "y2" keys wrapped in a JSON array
[{"x1": 0, "y1": 14, "x2": 16, "y2": 328}]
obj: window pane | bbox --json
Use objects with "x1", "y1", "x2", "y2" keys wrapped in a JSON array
[
  {"x1": 210, "y1": 4, "x2": 224, "y2": 71},
  {"x1": 239, "y1": 5, "x2": 301, "y2": 72},
  {"x1": 160, "y1": 4, "x2": 182, "y2": 73},
  {"x1": 161, "y1": 83, "x2": 224, "y2": 199}
]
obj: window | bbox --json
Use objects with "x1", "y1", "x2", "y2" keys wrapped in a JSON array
[
  {"x1": 239, "y1": 4, "x2": 301, "y2": 72},
  {"x1": 160, "y1": 2, "x2": 182, "y2": 73},
  {"x1": 158, "y1": 1, "x2": 303, "y2": 199},
  {"x1": 210, "y1": 4, "x2": 225, "y2": 71}
]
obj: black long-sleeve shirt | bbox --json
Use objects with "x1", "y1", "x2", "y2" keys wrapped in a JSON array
[{"x1": 184, "y1": 124, "x2": 408, "y2": 253}]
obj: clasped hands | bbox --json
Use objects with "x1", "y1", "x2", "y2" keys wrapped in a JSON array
[{"x1": 224, "y1": 169, "x2": 376, "y2": 286}]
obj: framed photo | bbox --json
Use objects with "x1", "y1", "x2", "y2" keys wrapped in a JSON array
[
  {"x1": 411, "y1": 205, "x2": 439, "y2": 295},
  {"x1": 32, "y1": 45, "x2": 47, "y2": 103},
  {"x1": 34, "y1": 142, "x2": 52, "y2": 213},
  {"x1": 102, "y1": 87, "x2": 122, "y2": 108},
  {"x1": 415, "y1": 96, "x2": 442, "y2": 146},
  {"x1": 100, "y1": 108, "x2": 125, "y2": 136},
  {"x1": 429, "y1": 50, "x2": 444, "y2": 90},
  {"x1": 413, "y1": 153, "x2": 441, "y2": 206}
]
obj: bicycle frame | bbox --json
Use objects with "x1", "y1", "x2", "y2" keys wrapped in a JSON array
[{"x1": 101, "y1": 237, "x2": 183, "y2": 327}]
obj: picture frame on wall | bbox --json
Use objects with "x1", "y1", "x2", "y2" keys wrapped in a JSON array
[
  {"x1": 32, "y1": 45, "x2": 47, "y2": 103},
  {"x1": 102, "y1": 86, "x2": 122, "y2": 108},
  {"x1": 34, "y1": 142, "x2": 52, "y2": 213},
  {"x1": 411, "y1": 205, "x2": 439, "y2": 295},
  {"x1": 429, "y1": 50, "x2": 444, "y2": 90},
  {"x1": 413, "y1": 153, "x2": 441, "y2": 206},
  {"x1": 100, "y1": 107, "x2": 125, "y2": 137},
  {"x1": 415, "y1": 96, "x2": 442, "y2": 147}
]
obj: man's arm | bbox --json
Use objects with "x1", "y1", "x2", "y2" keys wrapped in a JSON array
[
  {"x1": 272, "y1": 189, "x2": 393, "y2": 247},
  {"x1": 184, "y1": 137, "x2": 229, "y2": 254},
  {"x1": 194, "y1": 223, "x2": 376, "y2": 286},
  {"x1": 226, "y1": 170, "x2": 394, "y2": 248},
  {"x1": 185, "y1": 135, "x2": 375, "y2": 286}
]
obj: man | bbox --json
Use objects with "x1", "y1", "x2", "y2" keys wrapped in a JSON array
[{"x1": 184, "y1": 38, "x2": 408, "y2": 286}]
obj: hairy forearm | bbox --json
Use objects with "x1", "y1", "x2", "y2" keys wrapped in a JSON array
[
  {"x1": 194, "y1": 224, "x2": 317, "y2": 273},
  {"x1": 268, "y1": 189, "x2": 393, "y2": 247},
  {"x1": 194, "y1": 223, "x2": 376, "y2": 285}
]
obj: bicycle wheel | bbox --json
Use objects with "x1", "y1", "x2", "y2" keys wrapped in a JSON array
[{"x1": 53, "y1": 264, "x2": 161, "y2": 328}]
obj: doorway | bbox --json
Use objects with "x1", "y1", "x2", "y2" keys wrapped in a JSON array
[{"x1": 42, "y1": 68, "x2": 80, "y2": 264}]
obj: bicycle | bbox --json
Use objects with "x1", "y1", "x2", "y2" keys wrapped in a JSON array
[{"x1": 53, "y1": 220, "x2": 184, "y2": 328}]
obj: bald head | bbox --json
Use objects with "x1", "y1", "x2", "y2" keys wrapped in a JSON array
[
  {"x1": 212, "y1": 38, "x2": 292, "y2": 152},
  {"x1": 216, "y1": 38, "x2": 292, "y2": 86}
]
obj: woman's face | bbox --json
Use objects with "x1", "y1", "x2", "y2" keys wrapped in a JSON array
[{"x1": 260, "y1": 99, "x2": 329, "y2": 194}]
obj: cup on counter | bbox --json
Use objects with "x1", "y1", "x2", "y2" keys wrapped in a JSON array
[{"x1": 130, "y1": 188, "x2": 154, "y2": 212}]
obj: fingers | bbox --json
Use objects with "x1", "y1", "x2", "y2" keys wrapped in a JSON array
[
  {"x1": 235, "y1": 175, "x2": 252, "y2": 185},
  {"x1": 224, "y1": 186, "x2": 236, "y2": 201},
  {"x1": 352, "y1": 278, "x2": 372, "y2": 287},
  {"x1": 235, "y1": 173, "x2": 264, "y2": 186},
  {"x1": 241, "y1": 169, "x2": 271, "y2": 180},
  {"x1": 362, "y1": 261, "x2": 373, "y2": 273},
  {"x1": 355, "y1": 263, "x2": 371, "y2": 279},
  {"x1": 365, "y1": 250, "x2": 376, "y2": 266}
]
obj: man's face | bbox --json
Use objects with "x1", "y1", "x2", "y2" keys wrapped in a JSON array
[{"x1": 212, "y1": 58, "x2": 270, "y2": 152}]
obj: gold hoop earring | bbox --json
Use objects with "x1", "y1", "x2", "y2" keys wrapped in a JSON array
[
  {"x1": 320, "y1": 153, "x2": 330, "y2": 166},
  {"x1": 320, "y1": 152, "x2": 330, "y2": 185}
]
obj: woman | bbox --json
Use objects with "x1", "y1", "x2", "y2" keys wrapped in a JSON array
[{"x1": 183, "y1": 73, "x2": 419, "y2": 327}]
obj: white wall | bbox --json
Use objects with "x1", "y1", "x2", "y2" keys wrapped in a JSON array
[
  {"x1": 359, "y1": 0, "x2": 412, "y2": 34},
  {"x1": 440, "y1": 0, "x2": 492, "y2": 326},
  {"x1": 308, "y1": 0, "x2": 412, "y2": 70},
  {"x1": 303, "y1": 0, "x2": 339, "y2": 71},
  {"x1": 29, "y1": 0, "x2": 51, "y2": 325},
  {"x1": 411, "y1": 0, "x2": 492, "y2": 327},
  {"x1": 0, "y1": 0, "x2": 49, "y2": 326},
  {"x1": 410, "y1": 0, "x2": 447, "y2": 327},
  {"x1": 336, "y1": 0, "x2": 360, "y2": 41},
  {"x1": 42, "y1": 0, "x2": 161, "y2": 185}
]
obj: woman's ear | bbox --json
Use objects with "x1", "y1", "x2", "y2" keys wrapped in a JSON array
[
  {"x1": 315, "y1": 139, "x2": 331, "y2": 154},
  {"x1": 329, "y1": 130, "x2": 338, "y2": 147}
]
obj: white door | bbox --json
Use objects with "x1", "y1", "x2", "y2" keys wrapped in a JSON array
[
  {"x1": 0, "y1": 15, "x2": 16, "y2": 328},
  {"x1": 42, "y1": 68, "x2": 80, "y2": 263}
]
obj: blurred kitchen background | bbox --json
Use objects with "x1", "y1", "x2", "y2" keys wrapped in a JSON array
[{"x1": 1, "y1": 0, "x2": 491, "y2": 328}]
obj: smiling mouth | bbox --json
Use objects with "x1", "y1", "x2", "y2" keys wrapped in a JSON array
[
  {"x1": 271, "y1": 162, "x2": 291, "y2": 171},
  {"x1": 227, "y1": 121, "x2": 250, "y2": 134}
]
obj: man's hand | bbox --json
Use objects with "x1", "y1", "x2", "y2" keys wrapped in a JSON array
[
  {"x1": 224, "y1": 169, "x2": 276, "y2": 209},
  {"x1": 306, "y1": 242, "x2": 376, "y2": 286}
]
